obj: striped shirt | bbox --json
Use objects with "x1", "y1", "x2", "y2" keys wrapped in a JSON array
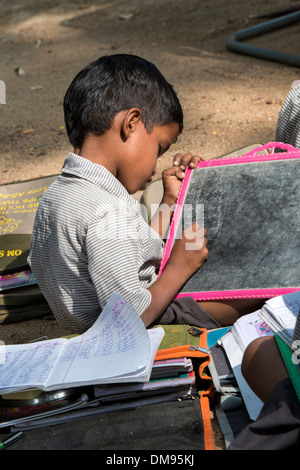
[
  {"x1": 28, "y1": 153, "x2": 164, "y2": 333},
  {"x1": 276, "y1": 84, "x2": 300, "y2": 149}
]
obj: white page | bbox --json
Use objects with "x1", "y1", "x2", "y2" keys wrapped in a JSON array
[
  {"x1": 0, "y1": 338, "x2": 67, "y2": 393},
  {"x1": 47, "y1": 292, "x2": 164, "y2": 388},
  {"x1": 222, "y1": 332, "x2": 263, "y2": 421}
]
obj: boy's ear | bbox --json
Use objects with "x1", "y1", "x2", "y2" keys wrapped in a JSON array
[{"x1": 121, "y1": 108, "x2": 142, "y2": 141}]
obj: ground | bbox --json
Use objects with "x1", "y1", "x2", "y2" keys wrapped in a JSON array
[{"x1": 0, "y1": 0, "x2": 299, "y2": 449}]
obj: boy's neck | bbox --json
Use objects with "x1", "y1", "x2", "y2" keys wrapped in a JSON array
[
  {"x1": 75, "y1": 111, "x2": 129, "y2": 178},
  {"x1": 76, "y1": 131, "x2": 119, "y2": 177}
]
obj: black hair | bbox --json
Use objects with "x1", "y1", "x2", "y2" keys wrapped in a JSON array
[{"x1": 63, "y1": 54, "x2": 183, "y2": 149}]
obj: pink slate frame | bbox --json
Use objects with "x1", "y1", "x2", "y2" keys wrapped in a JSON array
[{"x1": 158, "y1": 142, "x2": 300, "y2": 301}]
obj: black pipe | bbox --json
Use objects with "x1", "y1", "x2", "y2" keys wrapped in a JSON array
[{"x1": 227, "y1": 11, "x2": 300, "y2": 67}]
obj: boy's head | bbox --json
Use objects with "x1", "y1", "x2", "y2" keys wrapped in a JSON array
[{"x1": 63, "y1": 54, "x2": 183, "y2": 150}]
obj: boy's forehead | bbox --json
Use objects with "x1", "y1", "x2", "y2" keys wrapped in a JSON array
[{"x1": 154, "y1": 122, "x2": 180, "y2": 141}]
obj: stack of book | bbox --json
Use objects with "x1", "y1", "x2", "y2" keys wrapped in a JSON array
[
  {"x1": 93, "y1": 355, "x2": 196, "y2": 405},
  {"x1": 0, "y1": 175, "x2": 56, "y2": 323},
  {"x1": 0, "y1": 270, "x2": 51, "y2": 323}
]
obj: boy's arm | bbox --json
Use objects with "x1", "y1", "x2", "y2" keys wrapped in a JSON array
[
  {"x1": 148, "y1": 192, "x2": 176, "y2": 240},
  {"x1": 86, "y1": 210, "x2": 208, "y2": 328},
  {"x1": 141, "y1": 224, "x2": 208, "y2": 327},
  {"x1": 150, "y1": 153, "x2": 204, "y2": 239}
]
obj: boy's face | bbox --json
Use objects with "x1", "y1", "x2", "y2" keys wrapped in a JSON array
[{"x1": 118, "y1": 121, "x2": 180, "y2": 194}]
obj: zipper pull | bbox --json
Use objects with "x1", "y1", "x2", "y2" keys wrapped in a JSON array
[{"x1": 189, "y1": 345, "x2": 210, "y2": 354}]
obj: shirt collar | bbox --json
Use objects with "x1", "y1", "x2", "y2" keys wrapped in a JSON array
[{"x1": 61, "y1": 152, "x2": 137, "y2": 206}]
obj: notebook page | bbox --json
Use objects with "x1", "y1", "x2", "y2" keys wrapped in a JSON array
[
  {"x1": 0, "y1": 338, "x2": 67, "y2": 394},
  {"x1": 47, "y1": 292, "x2": 163, "y2": 388}
]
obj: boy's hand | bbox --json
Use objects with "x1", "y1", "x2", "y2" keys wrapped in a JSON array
[
  {"x1": 162, "y1": 153, "x2": 206, "y2": 205},
  {"x1": 141, "y1": 223, "x2": 208, "y2": 327},
  {"x1": 169, "y1": 223, "x2": 209, "y2": 278}
]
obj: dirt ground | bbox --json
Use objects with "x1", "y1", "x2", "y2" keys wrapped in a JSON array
[{"x1": 0, "y1": 0, "x2": 299, "y2": 449}]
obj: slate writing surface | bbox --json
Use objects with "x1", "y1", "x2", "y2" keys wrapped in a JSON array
[{"x1": 175, "y1": 159, "x2": 300, "y2": 293}]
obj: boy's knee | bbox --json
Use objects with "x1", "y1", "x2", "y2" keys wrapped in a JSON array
[
  {"x1": 241, "y1": 335, "x2": 289, "y2": 403},
  {"x1": 241, "y1": 336, "x2": 273, "y2": 382}
]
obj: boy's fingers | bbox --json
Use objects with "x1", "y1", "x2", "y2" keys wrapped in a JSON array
[
  {"x1": 163, "y1": 165, "x2": 185, "y2": 179},
  {"x1": 163, "y1": 165, "x2": 179, "y2": 177},
  {"x1": 173, "y1": 153, "x2": 182, "y2": 167},
  {"x1": 173, "y1": 153, "x2": 193, "y2": 169},
  {"x1": 173, "y1": 153, "x2": 203, "y2": 170},
  {"x1": 186, "y1": 154, "x2": 202, "y2": 168},
  {"x1": 183, "y1": 224, "x2": 207, "y2": 240}
]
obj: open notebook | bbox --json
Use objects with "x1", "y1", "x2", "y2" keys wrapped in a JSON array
[{"x1": 0, "y1": 292, "x2": 164, "y2": 394}]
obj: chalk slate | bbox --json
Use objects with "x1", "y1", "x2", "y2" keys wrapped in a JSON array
[{"x1": 171, "y1": 157, "x2": 300, "y2": 298}]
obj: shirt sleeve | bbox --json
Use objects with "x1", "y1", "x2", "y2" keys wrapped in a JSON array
[{"x1": 85, "y1": 208, "x2": 153, "y2": 316}]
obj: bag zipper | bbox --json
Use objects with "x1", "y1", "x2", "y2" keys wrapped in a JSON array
[
  {"x1": 189, "y1": 345, "x2": 210, "y2": 354},
  {"x1": 156, "y1": 344, "x2": 210, "y2": 360}
]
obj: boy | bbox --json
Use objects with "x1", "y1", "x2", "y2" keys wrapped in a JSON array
[{"x1": 28, "y1": 54, "x2": 262, "y2": 333}]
